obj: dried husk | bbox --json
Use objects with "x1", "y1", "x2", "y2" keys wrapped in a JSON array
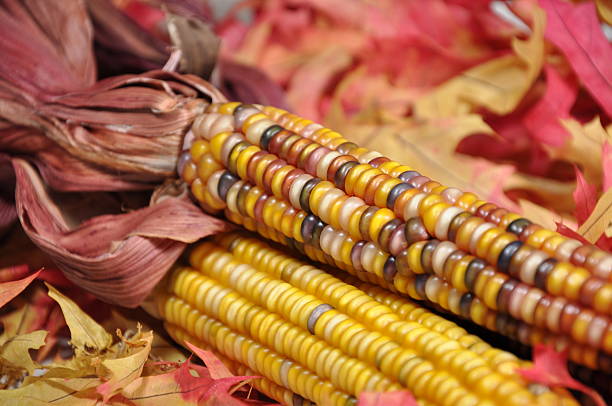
[
  {"x1": 13, "y1": 159, "x2": 230, "y2": 307},
  {"x1": 0, "y1": 0, "x2": 231, "y2": 306}
]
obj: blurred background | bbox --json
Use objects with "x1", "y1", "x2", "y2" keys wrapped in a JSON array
[{"x1": 112, "y1": 0, "x2": 611, "y2": 252}]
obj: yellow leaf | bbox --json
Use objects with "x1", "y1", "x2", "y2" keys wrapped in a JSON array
[
  {"x1": 414, "y1": 5, "x2": 545, "y2": 118},
  {"x1": 0, "y1": 330, "x2": 46, "y2": 375},
  {"x1": 577, "y1": 188, "x2": 612, "y2": 242},
  {"x1": 0, "y1": 377, "x2": 99, "y2": 405},
  {"x1": 553, "y1": 117, "x2": 612, "y2": 187},
  {"x1": 98, "y1": 330, "x2": 153, "y2": 401},
  {"x1": 506, "y1": 173, "x2": 576, "y2": 215},
  {"x1": 45, "y1": 283, "x2": 112, "y2": 353},
  {"x1": 596, "y1": 0, "x2": 612, "y2": 25}
]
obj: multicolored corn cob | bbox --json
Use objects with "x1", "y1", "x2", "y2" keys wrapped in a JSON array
[
  {"x1": 157, "y1": 231, "x2": 578, "y2": 406},
  {"x1": 176, "y1": 102, "x2": 612, "y2": 372}
]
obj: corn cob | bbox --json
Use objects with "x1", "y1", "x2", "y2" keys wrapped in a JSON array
[
  {"x1": 177, "y1": 102, "x2": 612, "y2": 372},
  {"x1": 227, "y1": 209, "x2": 612, "y2": 373},
  {"x1": 165, "y1": 323, "x2": 316, "y2": 406},
  {"x1": 157, "y1": 231, "x2": 578, "y2": 406},
  {"x1": 260, "y1": 105, "x2": 611, "y2": 280}
]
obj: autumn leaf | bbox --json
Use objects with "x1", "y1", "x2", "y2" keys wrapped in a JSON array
[
  {"x1": 96, "y1": 330, "x2": 153, "y2": 401},
  {"x1": 0, "y1": 377, "x2": 100, "y2": 406},
  {"x1": 0, "y1": 330, "x2": 46, "y2": 375},
  {"x1": 186, "y1": 341, "x2": 234, "y2": 379},
  {"x1": 517, "y1": 344, "x2": 606, "y2": 406},
  {"x1": 552, "y1": 117, "x2": 611, "y2": 188},
  {"x1": 46, "y1": 282, "x2": 113, "y2": 353},
  {"x1": 578, "y1": 188, "x2": 612, "y2": 243},
  {"x1": 522, "y1": 65, "x2": 576, "y2": 147},
  {"x1": 414, "y1": 3, "x2": 545, "y2": 117},
  {"x1": 572, "y1": 167, "x2": 597, "y2": 225},
  {"x1": 0, "y1": 268, "x2": 40, "y2": 308},
  {"x1": 539, "y1": 0, "x2": 612, "y2": 117}
]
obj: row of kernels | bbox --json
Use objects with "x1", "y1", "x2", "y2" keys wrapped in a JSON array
[
  {"x1": 215, "y1": 234, "x2": 523, "y2": 392},
  {"x1": 193, "y1": 131, "x2": 416, "y2": 251},
  {"x1": 190, "y1": 249, "x2": 479, "y2": 401},
  {"x1": 351, "y1": 282, "x2": 526, "y2": 375},
  {"x1": 235, "y1": 104, "x2": 612, "y2": 286},
  {"x1": 165, "y1": 323, "x2": 313, "y2": 406},
  {"x1": 399, "y1": 239, "x2": 612, "y2": 352},
  {"x1": 238, "y1": 104, "x2": 610, "y2": 278},
  {"x1": 169, "y1": 268, "x2": 397, "y2": 395},
  {"x1": 250, "y1": 223, "x2": 611, "y2": 373},
  {"x1": 160, "y1": 296, "x2": 356, "y2": 406},
  {"x1": 196, "y1": 123, "x2": 609, "y2": 316}
]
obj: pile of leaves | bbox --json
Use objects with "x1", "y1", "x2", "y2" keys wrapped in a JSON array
[
  {"x1": 215, "y1": 0, "x2": 611, "y2": 249},
  {"x1": 0, "y1": 0, "x2": 610, "y2": 404}
]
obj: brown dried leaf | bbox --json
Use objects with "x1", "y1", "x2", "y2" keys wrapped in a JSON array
[
  {"x1": 13, "y1": 159, "x2": 230, "y2": 307},
  {"x1": 166, "y1": 12, "x2": 220, "y2": 79}
]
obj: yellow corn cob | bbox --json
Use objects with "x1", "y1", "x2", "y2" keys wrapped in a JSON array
[
  {"x1": 227, "y1": 210, "x2": 611, "y2": 373},
  {"x1": 165, "y1": 323, "x2": 316, "y2": 406},
  {"x1": 177, "y1": 102, "x2": 612, "y2": 373},
  {"x1": 156, "y1": 231, "x2": 578, "y2": 406}
]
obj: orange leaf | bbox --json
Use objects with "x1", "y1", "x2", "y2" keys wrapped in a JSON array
[
  {"x1": 0, "y1": 268, "x2": 41, "y2": 308},
  {"x1": 517, "y1": 344, "x2": 605, "y2": 406}
]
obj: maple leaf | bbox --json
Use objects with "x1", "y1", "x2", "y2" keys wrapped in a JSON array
[
  {"x1": 578, "y1": 188, "x2": 612, "y2": 244},
  {"x1": 0, "y1": 330, "x2": 46, "y2": 376},
  {"x1": 522, "y1": 65, "x2": 577, "y2": 147},
  {"x1": 115, "y1": 358, "x2": 251, "y2": 406},
  {"x1": 46, "y1": 282, "x2": 113, "y2": 353},
  {"x1": 539, "y1": 0, "x2": 612, "y2": 117},
  {"x1": 185, "y1": 341, "x2": 234, "y2": 379},
  {"x1": 414, "y1": 3, "x2": 546, "y2": 117},
  {"x1": 0, "y1": 268, "x2": 41, "y2": 308},
  {"x1": 96, "y1": 330, "x2": 154, "y2": 402},
  {"x1": 517, "y1": 344, "x2": 606, "y2": 406},
  {"x1": 572, "y1": 166, "x2": 597, "y2": 225},
  {"x1": 552, "y1": 117, "x2": 611, "y2": 189}
]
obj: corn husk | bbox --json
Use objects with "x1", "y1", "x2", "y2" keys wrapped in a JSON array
[{"x1": 0, "y1": 0, "x2": 230, "y2": 306}]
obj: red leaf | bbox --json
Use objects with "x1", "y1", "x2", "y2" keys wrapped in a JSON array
[
  {"x1": 13, "y1": 158, "x2": 231, "y2": 307},
  {"x1": 539, "y1": 0, "x2": 612, "y2": 117},
  {"x1": 603, "y1": 142, "x2": 612, "y2": 191},
  {"x1": 555, "y1": 222, "x2": 590, "y2": 244},
  {"x1": 174, "y1": 358, "x2": 253, "y2": 404},
  {"x1": 517, "y1": 344, "x2": 605, "y2": 406},
  {"x1": 523, "y1": 65, "x2": 577, "y2": 146},
  {"x1": 186, "y1": 341, "x2": 234, "y2": 379},
  {"x1": 572, "y1": 166, "x2": 597, "y2": 224},
  {"x1": 0, "y1": 268, "x2": 41, "y2": 308},
  {"x1": 358, "y1": 391, "x2": 417, "y2": 406}
]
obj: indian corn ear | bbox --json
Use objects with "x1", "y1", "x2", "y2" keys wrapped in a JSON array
[
  {"x1": 157, "y1": 231, "x2": 578, "y2": 406},
  {"x1": 177, "y1": 103, "x2": 612, "y2": 372}
]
